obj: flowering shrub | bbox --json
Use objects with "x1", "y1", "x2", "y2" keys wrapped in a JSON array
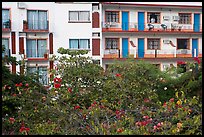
[{"x1": 2, "y1": 48, "x2": 202, "y2": 135}]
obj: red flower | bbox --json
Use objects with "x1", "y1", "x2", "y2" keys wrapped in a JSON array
[
  {"x1": 19, "y1": 127, "x2": 26, "y2": 133},
  {"x1": 144, "y1": 98, "x2": 150, "y2": 103},
  {"x1": 169, "y1": 98, "x2": 174, "y2": 102},
  {"x1": 143, "y1": 116, "x2": 149, "y2": 119},
  {"x1": 68, "y1": 88, "x2": 72, "y2": 93},
  {"x1": 117, "y1": 128, "x2": 124, "y2": 133},
  {"x1": 163, "y1": 102, "x2": 167, "y2": 107},
  {"x1": 12, "y1": 94, "x2": 17, "y2": 97},
  {"x1": 74, "y1": 105, "x2": 80, "y2": 110},
  {"x1": 9, "y1": 117, "x2": 15, "y2": 123},
  {"x1": 15, "y1": 83, "x2": 23, "y2": 87},
  {"x1": 194, "y1": 57, "x2": 201, "y2": 64},
  {"x1": 54, "y1": 83, "x2": 61, "y2": 88},
  {"x1": 115, "y1": 73, "x2": 122, "y2": 77},
  {"x1": 54, "y1": 77, "x2": 62, "y2": 83},
  {"x1": 177, "y1": 61, "x2": 186, "y2": 65}
]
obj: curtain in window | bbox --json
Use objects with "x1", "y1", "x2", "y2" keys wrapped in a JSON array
[
  {"x1": 38, "y1": 11, "x2": 47, "y2": 30},
  {"x1": 69, "y1": 11, "x2": 78, "y2": 21},
  {"x1": 27, "y1": 67, "x2": 37, "y2": 74},
  {"x1": 112, "y1": 40, "x2": 118, "y2": 49},
  {"x1": 79, "y1": 11, "x2": 89, "y2": 21},
  {"x1": 28, "y1": 11, "x2": 38, "y2": 30},
  {"x1": 38, "y1": 67, "x2": 48, "y2": 85},
  {"x1": 37, "y1": 40, "x2": 47, "y2": 57},
  {"x1": 27, "y1": 40, "x2": 36, "y2": 58},
  {"x1": 69, "y1": 39, "x2": 78, "y2": 49},
  {"x1": 106, "y1": 39, "x2": 111, "y2": 49},
  {"x1": 80, "y1": 39, "x2": 89, "y2": 49},
  {"x1": 2, "y1": 38, "x2": 9, "y2": 57}
]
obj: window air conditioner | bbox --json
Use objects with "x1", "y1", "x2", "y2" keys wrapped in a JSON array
[
  {"x1": 172, "y1": 16, "x2": 179, "y2": 21},
  {"x1": 163, "y1": 16, "x2": 170, "y2": 20},
  {"x1": 163, "y1": 40, "x2": 171, "y2": 44},
  {"x1": 17, "y1": 2, "x2": 26, "y2": 9}
]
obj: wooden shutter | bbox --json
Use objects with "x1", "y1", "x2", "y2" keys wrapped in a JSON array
[
  {"x1": 19, "y1": 37, "x2": 24, "y2": 54},
  {"x1": 49, "y1": 33, "x2": 53, "y2": 54},
  {"x1": 11, "y1": 32, "x2": 16, "y2": 54},
  {"x1": 92, "y1": 12, "x2": 99, "y2": 28},
  {"x1": 92, "y1": 39, "x2": 100, "y2": 55},
  {"x1": 12, "y1": 63, "x2": 16, "y2": 74}
]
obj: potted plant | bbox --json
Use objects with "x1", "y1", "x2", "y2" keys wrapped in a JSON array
[{"x1": 44, "y1": 49, "x2": 49, "y2": 58}]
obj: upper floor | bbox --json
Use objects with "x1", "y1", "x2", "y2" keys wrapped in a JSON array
[{"x1": 101, "y1": 2, "x2": 202, "y2": 33}]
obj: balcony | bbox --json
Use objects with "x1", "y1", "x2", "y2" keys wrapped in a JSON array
[
  {"x1": 102, "y1": 22, "x2": 202, "y2": 33},
  {"x1": 23, "y1": 20, "x2": 49, "y2": 32},
  {"x1": 2, "y1": 19, "x2": 11, "y2": 32},
  {"x1": 103, "y1": 49, "x2": 197, "y2": 59}
]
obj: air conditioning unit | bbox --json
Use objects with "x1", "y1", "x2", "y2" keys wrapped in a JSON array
[
  {"x1": 172, "y1": 16, "x2": 179, "y2": 21},
  {"x1": 180, "y1": 49, "x2": 188, "y2": 54},
  {"x1": 163, "y1": 16, "x2": 170, "y2": 20},
  {"x1": 17, "y1": 2, "x2": 27, "y2": 9},
  {"x1": 163, "y1": 40, "x2": 171, "y2": 44}
]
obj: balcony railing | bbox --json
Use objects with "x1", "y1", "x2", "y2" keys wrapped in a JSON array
[
  {"x1": 103, "y1": 49, "x2": 197, "y2": 59},
  {"x1": 23, "y1": 20, "x2": 49, "y2": 32},
  {"x1": 2, "y1": 19, "x2": 11, "y2": 32},
  {"x1": 102, "y1": 22, "x2": 202, "y2": 32}
]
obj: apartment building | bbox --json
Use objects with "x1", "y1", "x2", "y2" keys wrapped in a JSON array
[
  {"x1": 2, "y1": 2, "x2": 101, "y2": 85},
  {"x1": 2, "y1": 2, "x2": 202, "y2": 85},
  {"x1": 101, "y1": 2, "x2": 202, "y2": 71}
]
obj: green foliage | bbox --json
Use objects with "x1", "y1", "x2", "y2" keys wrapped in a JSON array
[{"x1": 2, "y1": 47, "x2": 202, "y2": 135}]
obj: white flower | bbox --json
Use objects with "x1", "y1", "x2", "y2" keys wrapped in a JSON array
[
  {"x1": 55, "y1": 91, "x2": 58, "y2": 94},
  {"x1": 52, "y1": 98, "x2": 57, "y2": 101},
  {"x1": 164, "y1": 87, "x2": 167, "y2": 90},
  {"x1": 96, "y1": 81, "x2": 101, "y2": 84}
]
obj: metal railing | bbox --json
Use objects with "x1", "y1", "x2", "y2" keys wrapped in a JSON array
[
  {"x1": 102, "y1": 22, "x2": 202, "y2": 32},
  {"x1": 23, "y1": 20, "x2": 49, "y2": 31},
  {"x1": 103, "y1": 49, "x2": 198, "y2": 58},
  {"x1": 2, "y1": 19, "x2": 11, "y2": 29}
]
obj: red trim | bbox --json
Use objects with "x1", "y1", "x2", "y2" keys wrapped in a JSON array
[
  {"x1": 102, "y1": 29, "x2": 202, "y2": 34},
  {"x1": 11, "y1": 32, "x2": 16, "y2": 54},
  {"x1": 101, "y1": 2, "x2": 202, "y2": 9},
  {"x1": 49, "y1": 61, "x2": 54, "y2": 71},
  {"x1": 27, "y1": 58, "x2": 49, "y2": 61},
  {"x1": 19, "y1": 37, "x2": 24, "y2": 54},
  {"x1": 12, "y1": 63, "x2": 16, "y2": 74},
  {"x1": 49, "y1": 33, "x2": 53, "y2": 54},
  {"x1": 102, "y1": 57, "x2": 202, "y2": 60}
]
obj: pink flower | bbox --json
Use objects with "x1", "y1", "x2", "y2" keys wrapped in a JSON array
[
  {"x1": 117, "y1": 128, "x2": 124, "y2": 133},
  {"x1": 154, "y1": 125, "x2": 157, "y2": 130},
  {"x1": 54, "y1": 83, "x2": 61, "y2": 88},
  {"x1": 9, "y1": 117, "x2": 15, "y2": 123},
  {"x1": 115, "y1": 73, "x2": 122, "y2": 77},
  {"x1": 25, "y1": 83, "x2": 29, "y2": 87},
  {"x1": 143, "y1": 116, "x2": 149, "y2": 119},
  {"x1": 169, "y1": 98, "x2": 174, "y2": 102},
  {"x1": 157, "y1": 123, "x2": 162, "y2": 127},
  {"x1": 141, "y1": 121, "x2": 148, "y2": 126}
]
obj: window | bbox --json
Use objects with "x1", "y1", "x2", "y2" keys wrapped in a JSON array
[
  {"x1": 92, "y1": 3, "x2": 99, "y2": 11},
  {"x1": 147, "y1": 38, "x2": 160, "y2": 49},
  {"x1": 105, "y1": 11, "x2": 119, "y2": 22},
  {"x1": 2, "y1": 38, "x2": 9, "y2": 57},
  {"x1": 105, "y1": 38, "x2": 119, "y2": 49},
  {"x1": 27, "y1": 10, "x2": 48, "y2": 30},
  {"x1": 26, "y1": 39, "x2": 47, "y2": 58},
  {"x1": 69, "y1": 11, "x2": 90, "y2": 22},
  {"x1": 27, "y1": 67, "x2": 48, "y2": 85},
  {"x1": 147, "y1": 12, "x2": 161, "y2": 23},
  {"x1": 2, "y1": 9, "x2": 10, "y2": 29},
  {"x1": 179, "y1": 13, "x2": 191, "y2": 24},
  {"x1": 177, "y1": 39, "x2": 190, "y2": 49},
  {"x1": 69, "y1": 39, "x2": 90, "y2": 49}
]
